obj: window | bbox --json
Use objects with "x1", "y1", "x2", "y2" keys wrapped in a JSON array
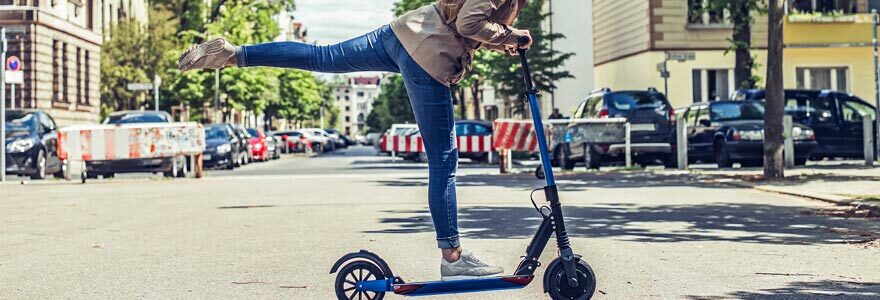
[
  {"x1": 692, "y1": 69, "x2": 733, "y2": 102},
  {"x1": 0, "y1": 0, "x2": 14, "y2": 4},
  {"x1": 357, "y1": 113, "x2": 365, "y2": 123},
  {"x1": 345, "y1": 116, "x2": 350, "y2": 122},
  {"x1": 473, "y1": 124, "x2": 491, "y2": 134},
  {"x1": 62, "y1": 43, "x2": 69, "y2": 103},
  {"x1": 84, "y1": 51, "x2": 90, "y2": 105},
  {"x1": 76, "y1": 47, "x2": 83, "y2": 104},
  {"x1": 345, "y1": 96, "x2": 350, "y2": 101},
  {"x1": 345, "y1": 106, "x2": 350, "y2": 112},
  {"x1": 688, "y1": 0, "x2": 728, "y2": 26},
  {"x1": 784, "y1": 92, "x2": 835, "y2": 123},
  {"x1": 357, "y1": 103, "x2": 367, "y2": 110},
  {"x1": 790, "y1": 0, "x2": 856, "y2": 14},
  {"x1": 796, "y1": 67, "x2": 848, "y2": 92},
  {"x1": 86, "y1": 0, "x2": 94, "y2": 29},
  {"x1": 52, "y1": 40, "x2": 61, "y2": 102},
  {"x1": 357, "y1": 92, "x2": 365, "y2": 97},
  {"x1": 580, "y1": 96, "x2": 602, "y2": 118},
  {"x1": 839, "y1": 96, "x2": 876, "y2": 123}
]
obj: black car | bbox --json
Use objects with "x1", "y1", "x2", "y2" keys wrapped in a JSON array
[
  {"x1": 325, "y1": 128, "x2": 353, "y2": 148},
  {"x1": 89, "y1": 110, "x2": 187, "y2": 178},
  {"x1": 4, "y1": 110, "x2": 65, "y2": 179},
  {"x1": 231, "y1": 125, "x2": 252, "y2": 166},
  {"x1": 734, "y1": 89, "x2": 878, "y2": 159},
  {"x1": 561, "y1": 88, "x2": 677, "y2": 168},
  {"x1": 202, "y1": 124, "x2": 242, "y2": 170},
  {"x1": 678, "y1": 101, "x2": 818, "y2": 167}
]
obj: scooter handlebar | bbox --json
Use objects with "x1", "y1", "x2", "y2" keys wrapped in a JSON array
[{"x1": 517, "y1": 36, "x2": 531, "y2": 47}]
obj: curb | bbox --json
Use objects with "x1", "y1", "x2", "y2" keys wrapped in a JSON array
[{"x1": 722, "y1": 180, "x2": 880, "y2": 215}]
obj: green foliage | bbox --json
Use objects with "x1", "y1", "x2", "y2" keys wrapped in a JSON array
[
  {"x1": 366, "y1": 75, "x2": 415, "y2": 133},
  {"x1": 702, "y1": 0, "x2": 767, "y2": 89},
  {"x1": 393, "y1": 0, "x2": 434, "y2": 16},
  {"x1": 484, "y1": 0, "x2": 574, "y2": 114}
]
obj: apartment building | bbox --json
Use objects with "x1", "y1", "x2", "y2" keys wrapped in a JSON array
[
  {"x1": 334, "y1": 76, "x2": 381, "y2": 135},
  {"x1": 594, "y1": 0, "x2": 880, "y2": 108},
  {"x1": 1, "y1": 0, "x2": 144, "y2": 126}
]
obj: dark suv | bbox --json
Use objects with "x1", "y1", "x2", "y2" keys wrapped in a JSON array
[
  {"x1": 734, "y1": 89, "x2": 878, "y2": 159},
  {"x1": 560, "y1": 88, "x2": 677, "y2": 168}
]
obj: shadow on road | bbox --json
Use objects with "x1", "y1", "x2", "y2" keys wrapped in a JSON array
[
  {"x1": 688, "y1": 280, "x2": 880, "y2": 299},
  {"x1": 364, "y1": 202, "x2": 880, "y2": 245},
  {"x1": 373, "y1": 172, "x2": 735, "y2": 192}
]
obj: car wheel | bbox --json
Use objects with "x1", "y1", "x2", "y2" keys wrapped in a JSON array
[
  {"x1": 176, "y1": 158, "x2": 188, "y2": 178},
  {"x1": 714, "y1": 141, "x2": 733, "y2": 168},
  {"x1": 584, "y1": 144, "x2": 601, "y2": 170},
  {"x1": 234, "y1": 152, "x2": 242, "y2": 167},
  {"x1": 53, "y1": 159, "x2": 71, "y2": 180},
  {"x1": 30, "y1": 150, "x2": 48, "y2": 180},
  {"x1": 663, "y1": 152, "x2": 679, "y2": 169},
  {"x1": 559, "y1": 145, "x2": 575, "y2": 171},
  {"x1": 226, "y1": 154, "x2": 236, "y2": 170},
  {"x1": 795, "y1": 157, "x2": 808, "y2": 166}
]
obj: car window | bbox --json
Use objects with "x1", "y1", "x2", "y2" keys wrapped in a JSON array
[
  {"x1": 38, "y1": 113, "x2": 55, "y2": 131},
  {"x1": 710, "y1": 102, "x2": 764, "y2": 121},
  {"x1": 4, "y1": 112, "x2": 37, "y2": 133},
  {"x1": 473, "y1": 124, "x2": 490, "y2": 134},
  {"x1": 606, "y1": 92, "x2": 668, "y2": 111},
  {"x1": 840, "y1": 97, "x2": 876, "y2": 123},
  {"x1": 581, "y1": 96, "x2": 602, "y2": 118},
  {"x1": 206, "y1": 126, "x2": 229, "y2": 139},
  {"x1": 455, "y1": 123, "x2": 467, "y2": 136},
  {"x1": 783, "y1": 93, "x2": 835, "y2": 123},
  {"x1": 683, "y1": 107, "x2": 698, "y2": 127},
  {"x1": 106, "y1": 113, "x2": 169, "y2": 124},
  {"x1": 572, "y1": 101, "x2": 587, "y2": 118},
  {"x1": 696, "y1": 106, "x2": 710, "y2": 126}
]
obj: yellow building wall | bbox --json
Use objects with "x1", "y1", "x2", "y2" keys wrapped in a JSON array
[{"x1": 783, "y1": 47, "x2": 876, "y2": 101}]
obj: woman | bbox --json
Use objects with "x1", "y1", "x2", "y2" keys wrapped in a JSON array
[{"x1": 179, "y1": 0, "x2": 531, "y2": 280}]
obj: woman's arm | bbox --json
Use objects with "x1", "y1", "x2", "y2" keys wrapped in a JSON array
[{"x1": 455, "y1": 0, "x2": 530, "y2": 47}]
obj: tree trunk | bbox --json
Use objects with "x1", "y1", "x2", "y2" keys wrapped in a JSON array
[
  {"x1": 457, "y1": 87, "x2": 467, "y2": 119},
  {"x1": 764, "y1": 0, "x2": 785, "y2": 180},
  {"x1": 470, "y1": 80, "x2": 482, "y2": 120},
  {"x1": 732, "y1": 0, "x2": 755, "y2": 89}
]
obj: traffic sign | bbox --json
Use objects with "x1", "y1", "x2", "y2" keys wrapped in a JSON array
[
  {"x1": 127, "y1": 83, "x2": 154, "y2": 91},
  {"x1": 6, "y1": 56, "x2": 21, "y2": 71},
  {"x1": 5, "y1": 71, "x2": 23, "y2": 84},
  {"x1": 666, "y1": 51, "x2": 696, "y2": 62}
]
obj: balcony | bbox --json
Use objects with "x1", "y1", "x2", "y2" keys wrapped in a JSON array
[{"x1": 783, "y1": 0, "x2": 875, "y2": 47}]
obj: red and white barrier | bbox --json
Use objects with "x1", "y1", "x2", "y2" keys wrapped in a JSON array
[
  {"x1": 58, "y1": 123, "x2": 206, "y2": 161},
  {"x1": 492, "y1": 119, "x2": 541, "y2": 152},
  {"x1": 381, "y1": 134, "x2": 493, "y2": 154}
]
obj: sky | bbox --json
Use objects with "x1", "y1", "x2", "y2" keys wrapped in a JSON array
[{"x1": 294, "y1": 0, "x2": 399, "y2": 44}]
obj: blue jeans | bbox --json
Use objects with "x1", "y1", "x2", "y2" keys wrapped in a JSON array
[{"x1": 237, "y1": 25, "x2": 460, "y2": 249}]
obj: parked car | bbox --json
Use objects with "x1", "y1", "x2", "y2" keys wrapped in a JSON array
[
  {"x1": 557, "y1": 88, "x2": 677, "y2": 169},
  {"x1": 678, "y1": 100, "x2": 818, "y2": 167},
  {"x1": 297, "y1": 129, "x2": 332, "y2": 153},
  {"x1": 203, "y1": 124, "x2": 241, "y2": 170},
  {"x1": 325, "y1": 128, "x2": 353, "y2": 148},
  {"x1": 302, "y1": 128, "x2": 337, "y2": 152},
  {"x1": 455, "y1": 120, "x2": 494, "y2": 163},
  {"x1": 264, "y1": 132, "x2": 282, "y2": 159},
  {"x1": 103, "y1": 110, "x2": 173, "y2": 124},
  {"x1": 90, "y1": 110, "x2": 187, "y2": 178},
  {"x1": 273, "y1": 130, "x2": 308, "y2": 153},
  {"x1": 4, "y1": 110, "x2": 66, "y2": 179},
  {"x1": 364, "y1": 133, "x2": 382, "y2": 146},
  {"x1": 246, "y1": 128, "x2": 270, "y2": 162},
  {"x1": 231, "y1": 125, "x2": 253, "y2": 165},
  {"x1": 734, "y1": 89, "x2": 878, "y2": 159},
  {"x1": 378, "y1": 124, "x2": 420, "y2": 156}
]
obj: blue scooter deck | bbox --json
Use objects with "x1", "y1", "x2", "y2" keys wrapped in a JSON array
[{"x1": 391, "y1": 275, "x2": 534, "y2": 297}]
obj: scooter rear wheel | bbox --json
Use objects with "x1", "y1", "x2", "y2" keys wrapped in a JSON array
[
  {"x1": 334, "y1": 261, "x2": 386, "y2": 300},
  {"x1": 546, "y1": 259, "x2": 597, "y2": 300}
]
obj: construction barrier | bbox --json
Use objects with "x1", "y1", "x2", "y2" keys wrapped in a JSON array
[
  {"x1": 381, "y1": 134, "x2": 493, "y2": 154},
  {"x1": 58, "y1": 122, "x2": 207, "y2": 181},
  {"x1": 492, "y1": 119, "x2": 541, "y2": 152}
]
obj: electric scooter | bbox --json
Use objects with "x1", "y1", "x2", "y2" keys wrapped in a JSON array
[{"x1": 330, "y1": 37, "x2": 597, "y2": 300}]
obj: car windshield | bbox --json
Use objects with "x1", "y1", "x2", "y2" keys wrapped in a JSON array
[
  {"x1": 4, "y1": 112, "x2": 37, "y2": 133},
  {"x1": 607, "y1": 92, "x2": 668, "y2": 111},
  {"x1": 205, "y1": 126, "x2": 229, "y2": 140},
  {"x1": 246, "y1": 128, "x2": 259, "y2": 137},
  {"x1": 710, "y1": 102, "x2": 765, "y2": 121},
  {"x1": 781, "y1": 92, "x2": 835, "y2": 123},
  {"x1": 105, "y1": 113, "x2": 168, "y2": 124}
]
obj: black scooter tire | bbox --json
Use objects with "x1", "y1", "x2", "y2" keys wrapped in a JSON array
[
  {"x1": 545, "y1": 259, "x2": 597, "y2": 300},
  {"x1": 334, "y1": 261, "x2": 386, "y2": 300}
]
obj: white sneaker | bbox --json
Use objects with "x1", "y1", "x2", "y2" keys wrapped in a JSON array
[
  {"x1": 178, "y1": 38, "x2": 237, "y2": 71},
  {"x1": 440, "y1": 250, "x2": 504, "y2": 281}
]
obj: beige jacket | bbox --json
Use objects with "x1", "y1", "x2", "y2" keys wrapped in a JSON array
[{"x1": 390, "y1": 0, "x2": 528, "y2": 86}]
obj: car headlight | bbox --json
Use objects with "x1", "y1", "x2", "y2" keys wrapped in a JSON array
[
  {"x1": 792, "y1": 127, "x2": 816, "y2": 141},
  {"x1": 737, "y1": 130, "x2": 764, "y2": 141},
  {"x1": 216, "y1": 143, "x2": 232, "y2": 154},
  {"x1": 6, "y1": 138, "x2": 36, "y2": 153},
  {"x1": 254, "y1": 143, "x2": 262, "y2": 150}
]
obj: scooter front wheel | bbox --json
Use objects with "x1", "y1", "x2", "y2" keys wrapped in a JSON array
[
  {"x1": 545, "y1": 259, "x2": 597, "y2": 300},
  {"x1": 334, "y1": 260, "x2": 386, "y2": 300}
]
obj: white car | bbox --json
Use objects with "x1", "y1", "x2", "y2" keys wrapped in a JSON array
[{"x1": 295, "y1": 129, "x2": 332, "y2": 153}]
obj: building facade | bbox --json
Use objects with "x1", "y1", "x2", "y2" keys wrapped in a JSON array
[
  {"x1": 334, "y1": 76, "x2": 380, "y2": 135},
  {"x1": 1, "y1": 0, "x2": 144, "y2": 126},
  {"x1": 593, "y1": 0, "x2": 880, "y2": 108}
]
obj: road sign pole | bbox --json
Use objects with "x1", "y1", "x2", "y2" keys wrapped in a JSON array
[
  {"x1": 9, "y1": 84, "x2": 13, "y2": 109},
  {"x1": 2, "y1": 27, "x2": 7, "y2": 183},
  {"x1": 874, "y1": 10, "x2": 880, "y2": 163}
]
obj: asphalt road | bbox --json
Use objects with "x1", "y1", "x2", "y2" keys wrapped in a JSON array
[{"x1": 2, "y1": 146, "x2": 879, "y2": 299}]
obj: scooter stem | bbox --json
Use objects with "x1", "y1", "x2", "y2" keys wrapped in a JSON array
[{"x1": 517, "y1": 38, "x2": 556, "y2": 187}]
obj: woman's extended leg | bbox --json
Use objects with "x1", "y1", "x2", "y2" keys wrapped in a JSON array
[{"x1": 237, "y1": 25, "x2": 399, "y2": 73}]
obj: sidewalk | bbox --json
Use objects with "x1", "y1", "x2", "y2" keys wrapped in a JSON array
[{"x1": 692, "y1": 162, "x2": 880, "y2": 215}]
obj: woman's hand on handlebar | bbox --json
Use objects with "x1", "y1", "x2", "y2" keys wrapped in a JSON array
[{"x1": 511, "y1": 29, "x2": 532, "y2": 49}]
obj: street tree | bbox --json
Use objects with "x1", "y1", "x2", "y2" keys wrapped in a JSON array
[
  {"x1": 393, "y1": 0, "x2": 433, "y2": 16},
  {"x1": 366, "y1": 75, "x2": 415, "y2": 133},
  {"x1": 485, "y1": 0, "x2": 573, "y2": 116},
  {"x1": 764, "y1": 0, "x2": 785, "y2": 180},
  {"x1": 701, "y1": 0, "x2": 766, "y2": 89}
]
